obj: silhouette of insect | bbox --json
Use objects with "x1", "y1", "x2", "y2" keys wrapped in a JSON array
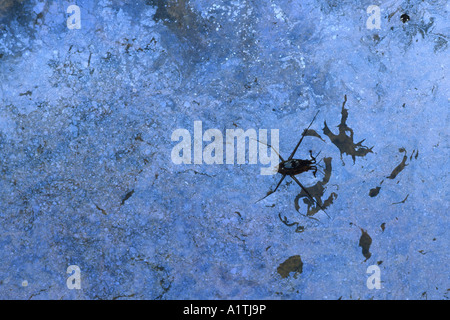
[{"x1": 257, "y1": 111, "x2": 329, "y2": 217}]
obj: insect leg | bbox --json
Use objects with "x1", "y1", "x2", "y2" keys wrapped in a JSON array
[
  {"x1": 288, "y1": 110, "x2": 320, "y2": 160},
  {"x1": 255, "y1": 174, "x2": 286, "y2": 203},
  {"x1": 290, "y1": 175, "x2": 330, "y2": 218},
  {"x1": 310, "y1": 150, "x2": 321, "y2": 163},
  {"x1": 310, "y1": 165, "x2": 318, "y2": 177},
  {"x1": 310, "y1": 151, "x2": 327, "y2": 177},
  {"x1": 272, "y1": 174, "x2": 286, "y2": 193},
  {"x1": 251, "y1": 138, "x2": 285, "y2": 162}
]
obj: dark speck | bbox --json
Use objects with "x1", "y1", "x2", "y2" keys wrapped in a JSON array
[
  {"x1": 400, "y1": 14, "x2": 410, "y2": 23},
  {"x1": 19, "y1": 90, "x2": 32, "y2": 96},
  {"x1": 369, "y1": 186, "x2": 381, "y2": 197},
  {"x1": 121, "y1": 190, "x2": 135, "y2": 205}
]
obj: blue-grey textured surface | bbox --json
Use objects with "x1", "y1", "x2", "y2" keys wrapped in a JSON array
[{"x1": 0, "y1": 0, "x2": 448, "y2": 299}]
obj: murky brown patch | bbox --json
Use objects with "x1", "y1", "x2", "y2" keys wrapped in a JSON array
[
  {"x1": 0, "y1": 0, "x2": 25, "y2": 19},
  {"x1": 277, "y1": 255, "x2": 303, "y2": 279},
  {"x1": 147, "y1": 0, "x2": 208, "y2": 53}
]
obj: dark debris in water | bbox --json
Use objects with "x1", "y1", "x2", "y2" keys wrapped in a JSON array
[
  {"x1": 277, "y1": 255, "x2": 303, "y2": 279},
  {"x1": 369, "y1": 185, "x2": 381, "y2": 198},
  {"x1": 392, "y1": 194, "x2": 409, "y2": 205},
  {"x1": 294, "y1": 157, "x2": 337, "y2": 217},
  {"x1": 121, "y1": 189, "x2": 135, "y2": 205},
  {"x1": 359, "y1": 229, "x2": 372, "y2": 261},
  {"x1": 369, "y1": 148, "x2": 417, "y2": 198},
  {"x1": 386, "y1": 148, "x2": 408, "y2": 180},
  {"x1": 323, "y1": 95, "x2": 373, "y2": 165},
  {"x1": 303, "y1": 129, "x2": 326, "y2": 142},
  {"x1": 278, "y1": 213, "x2": 305, "y2": 233}
]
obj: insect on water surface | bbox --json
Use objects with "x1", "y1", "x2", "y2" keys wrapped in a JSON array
[{"x1": 257, "y1": 111, "x2": 330, "y2": 218}]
